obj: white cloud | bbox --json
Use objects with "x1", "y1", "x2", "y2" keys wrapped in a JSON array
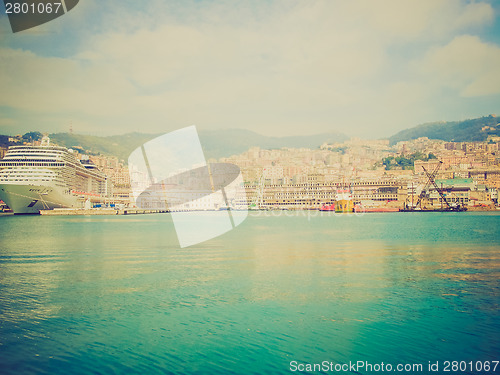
[
  {"x1": 0, "y1": 0, "x2": 499, "y2": 137},
  {"x1": 0, "y1": 48, "x2": 135, "y2": 114},
  {"x1": 335, "y1": 0, "x2": 494, "y2": 41},
  {"x1": 416, "y1": 35, "x2": 500, "y2": 97},
  {"x1": 454, "y1": 1, "x2": 495, "y2": 29}
]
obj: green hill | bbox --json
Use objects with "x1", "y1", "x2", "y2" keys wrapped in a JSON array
[
  {"x1": 49, "y1": 132, "x2": 158, "y2": 161},
  {"x1": 389, "y1": 115, "x2": 500, "y2": 145},
  {"x1": 47, "y1": 129, "x2": 348, "y2": 161}
]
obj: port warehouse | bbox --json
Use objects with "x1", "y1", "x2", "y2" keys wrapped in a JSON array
[
  {"x1": 243, "y1": 179, "x2": 495, "y2": 210},
  {"x1": 56, "y1": 174, "x2": 500, "y2": 210},
  {"x1": 245, "y1": 180, "x2": 400, "y2": 209},
  {"x1": 1, "y1": 172, "x2": 493, "y2": 211}
]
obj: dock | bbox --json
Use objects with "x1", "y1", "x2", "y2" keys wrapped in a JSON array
[{"x1": 40, "y1": 208, "x2": 169, "y2": 216}]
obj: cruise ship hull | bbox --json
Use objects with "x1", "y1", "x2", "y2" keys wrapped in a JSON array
[{"x1": 0, "y1": 183, "x2": 78, "y2": 214}]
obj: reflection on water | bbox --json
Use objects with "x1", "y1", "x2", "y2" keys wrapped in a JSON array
[{"x1": 0, "y1": 213, "x2": 499, "y2": 374}]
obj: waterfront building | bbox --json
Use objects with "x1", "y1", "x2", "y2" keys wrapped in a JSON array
[{"x1": 244, "y1": 179, "x2": 405, "y2": 210}]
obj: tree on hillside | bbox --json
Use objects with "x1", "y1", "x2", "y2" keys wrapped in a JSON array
[
  {"x1": 22, "y1": 131, "x2": 43, "y2": 142},
  {"x1": 382, "y1": 152, "x2": 436, "y2": 170}
]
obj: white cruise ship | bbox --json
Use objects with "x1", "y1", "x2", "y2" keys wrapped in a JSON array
[{"x1": 0, "y1": 136, "x2": 110, "y2": 214}]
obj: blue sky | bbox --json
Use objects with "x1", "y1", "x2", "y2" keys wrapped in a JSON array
[{"x1": 1, "y1": 0, "x2": 500, "y2": 138}]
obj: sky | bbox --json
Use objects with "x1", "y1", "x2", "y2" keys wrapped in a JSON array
[{"x1": 1, "y1": 0, "x2": 500, "y2": 138}]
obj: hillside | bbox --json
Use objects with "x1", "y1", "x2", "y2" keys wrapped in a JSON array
[
  {"x1": 389, "y1": 115, "x2": 500, "y2": 145},
  {"x1": 198, "y1": 129, "x2": 347, "y2": 159},
  {"x1": 49, "y1": 132, "x2": 158, "y2": 161},
  {"x1": 46, "y1": 129, "x2": 348, "y2": 161}
]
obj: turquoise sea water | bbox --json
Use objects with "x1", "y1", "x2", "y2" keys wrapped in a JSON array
[{"x1": 0, "y1": 212, "x2": 499, "y2": 374}]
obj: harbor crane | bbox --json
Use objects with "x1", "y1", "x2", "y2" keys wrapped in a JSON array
[
  {"x1": 421, "y1": 163, "x2": 451, "y2": 210},
  {"x1": 411, "y1": 160, "x2": 466, "y2": 211},
  {"x1": 414, "y1": 161, "x2": 442, "y2": 209}
]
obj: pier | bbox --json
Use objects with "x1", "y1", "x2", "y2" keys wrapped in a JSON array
[{"x1": 40, "y1": 208, "x2": 169, "y2": 216}]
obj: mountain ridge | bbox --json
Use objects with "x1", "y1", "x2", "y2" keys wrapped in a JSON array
[
  {"x1": 389, "y1": 115, "x2": 500, "y2": 144},
  {"x1": 45, "y1": 128, "x2": 349, "y2": 161},
  {"x1": 2, "y1": 115, "x2": 499, "y2": 160}
]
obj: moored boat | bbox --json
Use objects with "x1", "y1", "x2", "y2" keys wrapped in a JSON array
[
  {"x1": 335, "y1": 187, "x2": 354, "y2": 213},
  {"x1": 319, "y1": 203, "x2": 335, "y2": 211},
  {"x1": 0, "y1": 136, "x2": 110, "y2": 214},
  {"x1": 354, "y1": 206, "x2": 399, "y2": 213}
]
